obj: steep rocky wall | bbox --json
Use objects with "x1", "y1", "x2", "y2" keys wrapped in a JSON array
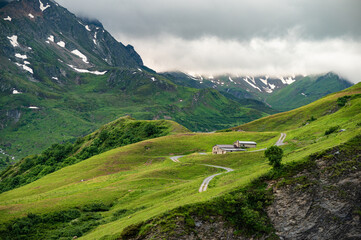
[
  {"x1": 120, "y1": 136, "x2": 361, "y2": 240},
  {"x1": 267, "y1": 144, "x2": 361, "y2": 240}
]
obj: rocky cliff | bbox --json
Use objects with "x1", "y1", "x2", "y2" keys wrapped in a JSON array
[{"x1": 120, "y1": 136, "x2": 361, "y2": 240}]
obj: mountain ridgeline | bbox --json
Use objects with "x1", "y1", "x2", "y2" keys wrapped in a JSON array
[
  {"x1": 0, "y1": 0, "x2": 271, "y2": 160},
  {"x1": 0, "y1": 117, "x2": 188, "y2": 194},
  {"x1": 162, "y1": 71, "x2": 352, "y2": 112}
]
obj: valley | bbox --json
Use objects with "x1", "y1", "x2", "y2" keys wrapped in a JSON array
[
  {"x1": 0, "y1": 0, "x2": 360, "y2": 239},
  {"x1": 0, "y1": 82, "x2": 360, "y2": 239}
]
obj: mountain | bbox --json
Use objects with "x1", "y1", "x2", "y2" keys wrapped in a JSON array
[
  {"x1": 162, "y1": 71, "x2": 353, "y2": 112},
  {"x1": 0, "y1": 116, "x2": 189, "y2": 194},
  {"x1": 265, "y1": 72, "x2": 353, "y2": 111},
  {"x1": 0, "y1": 83, "x2": 360, "y2": 239},
  {"x1": 0, "y1": 0, "x2": 271, "y2": 161}
]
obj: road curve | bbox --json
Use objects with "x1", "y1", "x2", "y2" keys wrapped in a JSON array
[
  {"x1": 249, "y1": 133, "x2": 287, "y2": 152},
  {"x1": 275, "y1": 133, "x2": 287, "y2": 146},
  {"x1": 169, "y1": 133, "x2": 286, "y2": 193},
  {"x1": 170, "y1": 155, "x2": 184, "y2": 163},
  {"x1": 169, "y1": 155, "x2": 235, "y2": 193},
  {"x1": 198, "y1": 165, "x2": 234, "y2": 192}
]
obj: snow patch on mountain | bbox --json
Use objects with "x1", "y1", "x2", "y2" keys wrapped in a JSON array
[
  {"x1": 260, "y1": 76, "x2": 269, "y2": 86},
  {"x1": 57, "y1": 41, "x2": 65, "y2": 48},
  {"x1": 24, "y1": 61, "x2": 30, "y2": 65},
  {"x1": 93, "y1": 32, "x2": 98, "y2": 45},
  {"x1": 279, "y1": 76, "x2": 296, "y2": 85},
  {"x1": 29, "y1": 106, "x2": 39, "y2": 109},
  {"x1": 228, "y1": 76, "x2": 234, "y2": 83},
  {"x1": 301, "y1": 93, "x2": 307, "y2": 97},
  {"x1": 28, "y1": 13, "x2": 34, "y2": 19},
  {"x1": 12, "y1": 89, "x2": 22, "y2": 94},
  {"x1": 151, "y1": 77, "x2": 156, "y2": 82},
  {"x1": 264, "y1": 87, "x2": 273, "y2": 93},
  {"x1": 15, "y1": 53, "x2": 27, "y2": 60},
  {"x1": 285, "y1": 77, "x2": 296, "y2": 84},
  {"x1": 85, "y1": 25, "x2": 91, "y2": 32},
  {"x1": 39, "y1": 0, "x2": 50, "y2": 12},
  {"x1": 67, "y1": 64, "x2": 106, "y2": 75},
  {"x1": 4, "y1": 16, "x2": 12, "y2": 21},
  {"x1": 47, "y1": 35, "x2": 54, "y2": 42},
  {"x1": 15, "y1": 63, "x2": 33, "y2": 74},
  {"x1": 7, "y1": 35, "x2": 19, "y2": 47},
  {"x1": 243, "y1": 76, "x2": 261, "y2": 92},
  {"x1": 71, "y1": 50, "x2": 89, "y2": 64}
]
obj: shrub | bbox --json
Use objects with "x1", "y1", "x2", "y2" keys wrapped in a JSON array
[
  {"x1": 307, "y1": 116, "x2": 317, "y2": 122},
  {"x1": 337, "y1": 96, "x2": 351, "y2": 107},
  {"x1": 325, "y1": 126, "x2": 340, "y2": 135},
  {"x1": 265, "y1": 146, "x2": 283, "y2": 169}
]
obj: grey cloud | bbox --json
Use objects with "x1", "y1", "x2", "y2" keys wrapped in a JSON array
[
  {"x1": 57, "y1": 0, "x2": 361, "y2": 40},
  {"x1": 55, "y1": 0, "x2": 361, "y2": 83},
  {"x1": 122, "y1": 34, "x2": 361, "y2": 83}
]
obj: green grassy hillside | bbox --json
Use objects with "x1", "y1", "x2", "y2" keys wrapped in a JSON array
[
  {"x1": 0, "y1": 84, "x2": 360, "y2": 239},
  {"x1": 233, "y1": 82, "x2": 361, "y2": 132},
  {"x1": 265, "y1": 72, "x2": 352, "y2": 111},
  {"x1": 0, "y1": 131, "x2": 279, "y2": 239},
  {"x1": 0, "y1": 68, "x2": 268, "y2": 161},
  {"x1": 0, "y1": 0, "x2": 271, "y2": 162},
  {"x1": 0, "y1": 117, "x2": 189, "y2": 194}
]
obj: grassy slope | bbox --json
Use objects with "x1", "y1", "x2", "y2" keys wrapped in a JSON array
[
  {"x1": 0, "y1": 69, "x2": 268, "y2": 160},
  {"x1": 0, "y1": 132, "x2": 278, "y2": 228},
  {"x1": 0, "y1": 117, "x2": 189, "y2": 194},
  {"x1": 0, "y1": 84, "x2": 360, "y2": 239},
  {"x1": 233, "y1": 82, "x2": 361, "y2": 132},
  {"x1": 265, "y1": 73, "x2": 352, "y2": 111}
]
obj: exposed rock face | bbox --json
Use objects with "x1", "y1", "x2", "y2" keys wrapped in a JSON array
[
  {"x1": 267, "y1": 148, "x2": 361, "y2": 240},
  {"x1": 131, "y1": 216, "x2": 263, "y2": 240}
]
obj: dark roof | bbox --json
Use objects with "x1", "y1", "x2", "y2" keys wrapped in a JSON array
[
  {"x1": 214, "y1": 145, "x2": 246, "y2": 151},
  {"x1": 215, "y1": 144, "x2": 235, "y2": 148}
]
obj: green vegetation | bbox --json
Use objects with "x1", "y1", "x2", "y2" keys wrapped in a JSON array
[
  {"x1": 325, "y1": 126, "x2": 340, "y2": 136},
  {"x1": 0, "y1": 117, "x2": 187, "y2": 194},
  {"x1": 0, "y1": 157, "x2": 10, "y2": 170},
  {"x1": 337, "y1": 95, "x2": 351, "y2": 107},
  {"x1": 265, "y1": 146, "x2": 283, "y2": 169},
  {"x1": 0, "y1": 84, "x2": 360, "y2": 239},
  {"x1": 121, "y1": 182, "x2": 274, "y2": 239},
  {"x1": 265, "y1": 73, "x2": 352, "y2": 111},
  {"x1": 0, "y1": 203, "x2": 112, "y2": 240},
  {"x1": 121, "y1": 134, "x2": 361, "y2": 239}
]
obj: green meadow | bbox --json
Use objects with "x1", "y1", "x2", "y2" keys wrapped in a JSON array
[{"x1": 0, "y1": 83, "x2": 360, "y2": 239}]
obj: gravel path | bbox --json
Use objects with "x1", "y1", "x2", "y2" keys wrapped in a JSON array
[{"x1": 169, "y1": 133, "x2": 286, "y2": 192}]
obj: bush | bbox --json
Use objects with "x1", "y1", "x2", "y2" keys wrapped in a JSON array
[
  {"x1": 325, "y1": 126, "x2": 340, "y2": 135},
  {"x1": 307, "y1": 116, "x2": 317, "y2": 122},
  {"x1": 337, "y1": 96, "x2": 351, "y2": 107},
  {"x1": 265, "y1": 146, "x2": 283, "y2": 169}
]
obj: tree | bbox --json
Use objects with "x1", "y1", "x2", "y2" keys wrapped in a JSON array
[{"x1": 265, "y1": 146, "x2": 283, "y2": 169}]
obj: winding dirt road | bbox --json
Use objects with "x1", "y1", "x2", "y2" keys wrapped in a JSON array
[
  {"x1": 198, "y1": 165, "x2": 234, "y2": 192},
  {"x1": 169, "y1": 133, "x2": 286, "y2": 193}
]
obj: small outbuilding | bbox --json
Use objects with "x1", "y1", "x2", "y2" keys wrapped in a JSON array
[
  {"x1": 233, "y1": 140, "x2": 257, "y2": 148},
  {"x1": 212, "y1": 140, "x2": 257, "y2": 154},
  {"x1": 212, "y1": 145, "x2": 246, "y2": 154}
]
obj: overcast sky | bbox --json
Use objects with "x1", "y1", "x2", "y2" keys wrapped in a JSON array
[{"x1": 56, "y1": 0, "x2": 361, "y2": 83}]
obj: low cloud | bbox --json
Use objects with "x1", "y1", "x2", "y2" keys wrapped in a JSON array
[
  {"x1": 56, "y1": 0, "x2": 361, "y2": 83},
  {"x1": 119, "y1": 33, "x2": 361, "y2": 83}
]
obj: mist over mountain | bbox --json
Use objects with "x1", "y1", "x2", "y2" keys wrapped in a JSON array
[
  {"x1": 0, "y1": 1, "x2": 361, "y2": 240},
  {"x1": 57, "y1": 0, "x2": 361, "y2": 83}
]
